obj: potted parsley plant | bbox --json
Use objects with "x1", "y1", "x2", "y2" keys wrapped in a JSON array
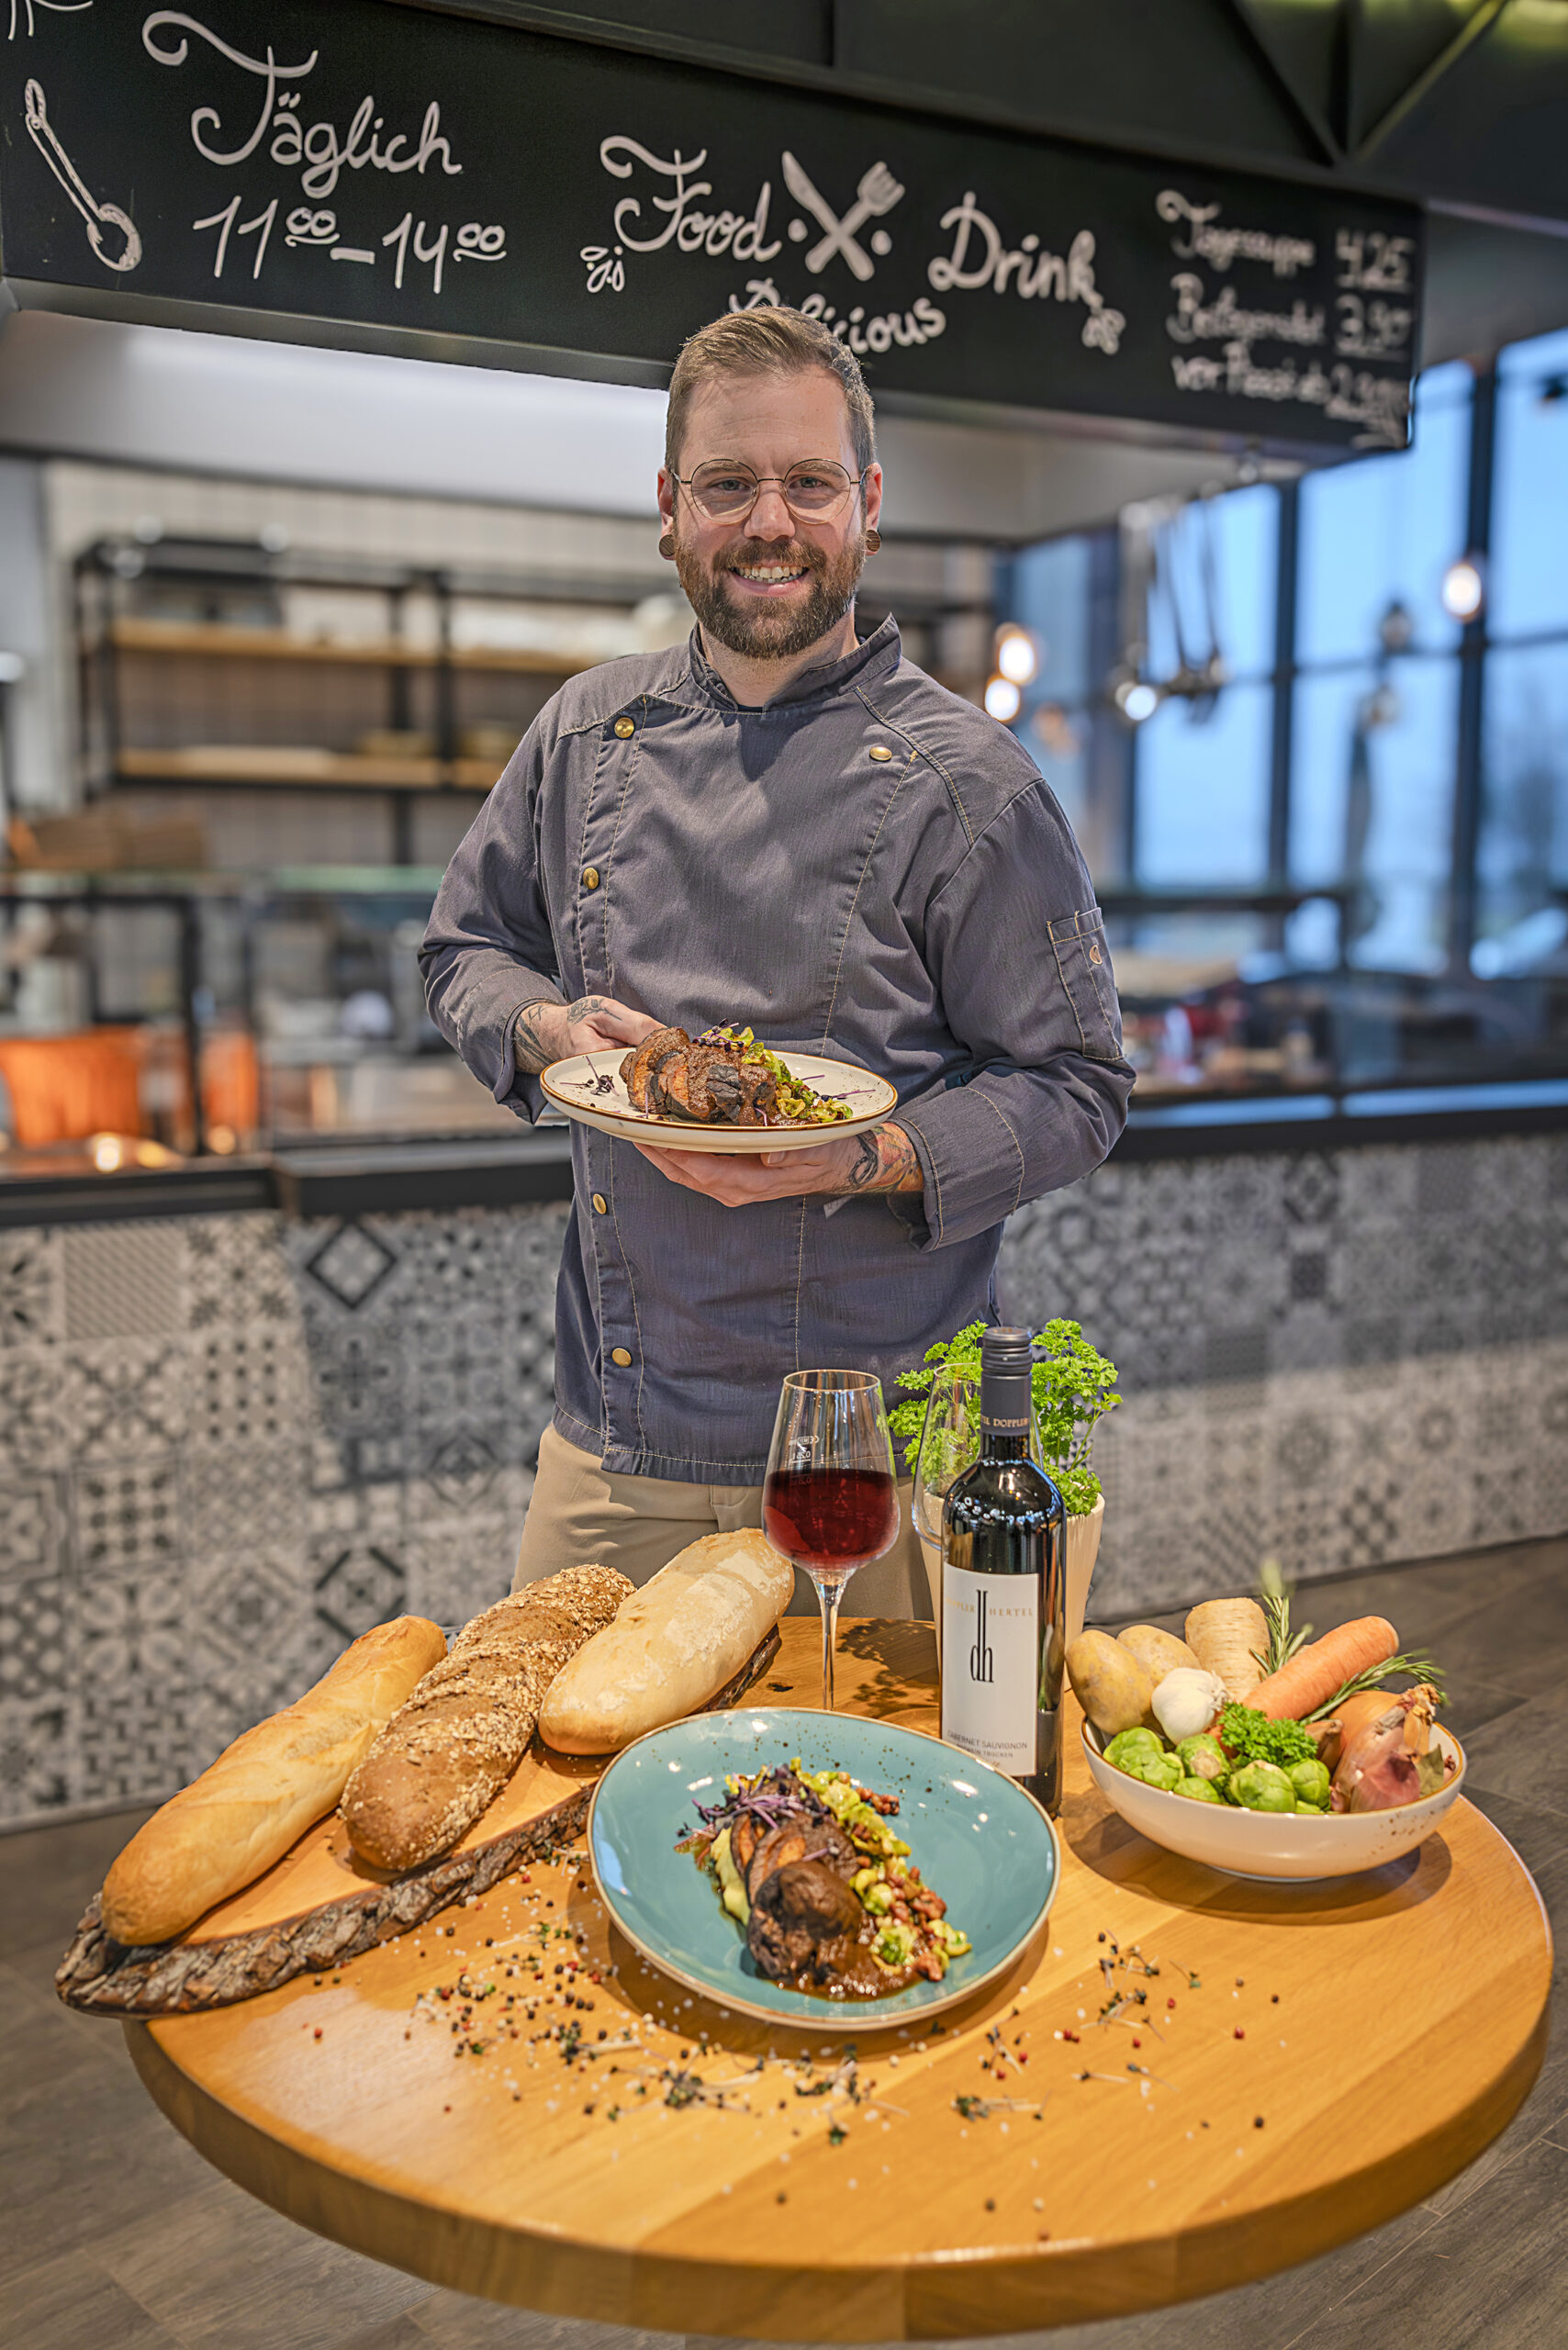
[{"x1": 889, "y1": 1318, "x2": 1118, "y2": 1650}]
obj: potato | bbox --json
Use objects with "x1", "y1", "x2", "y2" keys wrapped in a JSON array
[
  {"x1": 1117, "y1": 1624, "x2": 1201, "y2": 1684},
  {"x1": 1066, "y1": 1630, "x2": 1155, "y2": 1739}
]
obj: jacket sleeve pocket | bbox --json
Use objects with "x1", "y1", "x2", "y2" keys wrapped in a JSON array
[{"x1": 1047, "y1": 906, "x2": 1123, "y2": 1063}]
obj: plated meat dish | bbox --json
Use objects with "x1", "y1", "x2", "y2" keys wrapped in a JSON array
[
  {"x1": 679, "y1": 1759, "x2": 970, "y2": 1998},
  {"x1": 620, "y1": 1024, "x2": 852, "y2": 1128}
]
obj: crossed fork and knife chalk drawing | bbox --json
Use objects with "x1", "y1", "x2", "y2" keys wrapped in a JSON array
[{"x1": 781, "y1": 151, "x2": 905, "y2": 281}]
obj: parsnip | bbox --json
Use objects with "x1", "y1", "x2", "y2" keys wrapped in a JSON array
[{"x1": 1184, "y1": 1597, "x2": 1269, "y2": 1701}]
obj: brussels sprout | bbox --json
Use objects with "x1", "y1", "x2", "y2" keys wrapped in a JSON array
[
  {"x1": 1104, "y1": 1728, "x2": 1163, "y2": 1770},
  {"x1": 1177, "y1": 1732, "x2": 1229, "y2": 1787},
  {"x1": 1173, "y1": 1774, "x2": 1224, "y2": 1804},
  {"x1": 1130, "y1": 1749, "x2": 1183, "y2": 1793},
  {"x1": 1288, "y1": 1758, "x2": 1331, "y2": 1808},
  {"x1": 1294, "y1": 1798, "x2": 1330, "y2": 1814},
  {"x1": 1229, "y1": 1761, "x2": 1296, "y2": 1813}
]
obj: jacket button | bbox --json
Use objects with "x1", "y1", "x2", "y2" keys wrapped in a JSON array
[
  {"x1": 614, "y1": 716, "x2": 635, "y2": 738},
  {"x1": 868, "y1": 744, "x2": 892, "y2": 761},
  {"x1": 583, "y1": 867, "x2": 600, "y2": 890},
  {"x1": 610, "y1": 1346, "x2": 633, "y2": 1367},
  {"x1": 591, "y1": 1192, "x2": 608, "y2": 1214}
]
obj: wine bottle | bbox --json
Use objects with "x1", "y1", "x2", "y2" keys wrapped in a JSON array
[{"x1": 939, "y1": 1326, "x2": 1066, "y2": 1815}]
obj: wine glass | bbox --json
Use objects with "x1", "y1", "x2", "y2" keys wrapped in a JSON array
[
  {"x1": 762, "y1": 1369, "x2": 900, "y2": 1711},
  {"x1": 911, "y1": 1370, "x2": 980, "y2": 1672}
]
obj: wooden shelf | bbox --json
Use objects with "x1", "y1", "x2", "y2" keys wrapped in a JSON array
[
  {"x1": 106, "y1": 618, "x2": 601, "y2": 677},
  {"x1": 114, "y1": 747, "x2": 497, "y2": 792}
]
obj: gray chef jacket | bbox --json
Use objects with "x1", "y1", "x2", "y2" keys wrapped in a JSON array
[{"x1": 420, "y1": 618, "x2": 1133, "y2": 1481}]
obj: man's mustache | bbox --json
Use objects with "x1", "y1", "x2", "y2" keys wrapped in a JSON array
[{"x1": 709, "y1": 537, "x2": 825, "y2": 576}]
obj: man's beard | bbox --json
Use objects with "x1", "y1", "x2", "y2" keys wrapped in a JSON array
[{"x1": 672, "y1": 528, "x2": 867, "y2": 663}]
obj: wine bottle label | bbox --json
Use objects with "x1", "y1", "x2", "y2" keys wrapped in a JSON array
[{"x1": 940, "y1": 1563, "x2": 1040, "y2": 1774}]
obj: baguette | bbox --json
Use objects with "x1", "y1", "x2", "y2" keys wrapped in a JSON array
[
  {"x1": 539, "y1": 1528, "x2": 794, "y2": 1755},
  {"x1": 101, "y1": 1615, "x2": 446, "y2": 1947},
  {"x1": 342, "y1": 1564, "x2": 633, "y2": 1871}
]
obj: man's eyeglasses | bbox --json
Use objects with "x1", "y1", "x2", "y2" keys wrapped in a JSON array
[{"x1": 669, "y1": 459, "x2": 871, "y2": 524}]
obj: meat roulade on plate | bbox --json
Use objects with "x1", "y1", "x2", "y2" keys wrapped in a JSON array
[{"x1": 620, "y1": 1025, "x2": 779, "y2": 1125}]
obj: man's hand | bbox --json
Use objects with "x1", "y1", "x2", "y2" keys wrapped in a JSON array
[
  {"x1": 514, "y1": 993, "x2": 663, "y2": 1075},
  {"x1": 633, "y1": 1122, "x2": 924, "y2": 1207}
]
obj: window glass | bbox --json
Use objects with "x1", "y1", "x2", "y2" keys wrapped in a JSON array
[
  {"x1": 1007, "y1": 534, "x2": 1091, "y2": 704},
  {"x1": 1475, "y1": 641, "x2": 1568, "y2": 970},
  {"x1": 1290, "y1": 658, "x2": 1458, "y2": 971},
  {"x1": 1297, "y1": 364, "x2": 1471, "y2": 664},
  {"x1": 1492, "y1": 328, "x2": 1568, "y2": 640},
  {"x1": 1134, "y1": 680, "x2": 1271, "y2": 883},
  {"x1": 1145, "y1": 486, "x2": 1278, "y2": 684}
]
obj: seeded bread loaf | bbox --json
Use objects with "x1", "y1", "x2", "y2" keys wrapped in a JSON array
[
  {"x1": 101, "y1": 1615, "x2": 447, "y2": 1946},
  {"x1": 342, "y1": 1565, "x2": 633, "y2": 1871}
]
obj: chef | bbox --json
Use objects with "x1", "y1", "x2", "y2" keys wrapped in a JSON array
[{"x1": 420, "y1": 306, "x2": 1132, "y2": 1611}]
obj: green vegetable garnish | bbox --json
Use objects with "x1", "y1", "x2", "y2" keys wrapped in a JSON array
[
  {"x1": 1219, "y1": 1702, "x2": 1316, "y2": 1769},
  {"x1": 1174, "y1": 1774, "x2": 1224, "y2": 1804},
  {"x1": 713, "y1": 1027, "x2": 851, "y2": 1125}
]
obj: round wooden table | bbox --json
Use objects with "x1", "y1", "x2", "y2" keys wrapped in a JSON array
[{"x1": 127, "y1": 1618, "x2": 1552, "y2": 2338}]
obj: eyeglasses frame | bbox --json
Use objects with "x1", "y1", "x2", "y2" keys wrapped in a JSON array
[{"x1": 667, "y1": 459, "x2": 875, "y2": 526}]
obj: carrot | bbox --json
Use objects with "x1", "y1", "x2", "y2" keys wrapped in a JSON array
[{"x1": 1248, "y1": 1617, "x2": 1399, "y2": 1720}]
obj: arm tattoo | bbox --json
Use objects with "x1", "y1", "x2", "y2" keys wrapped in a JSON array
[
  {"x1": 567, "y1": 997, "x2": 607, "y2": 1024},
  {"x1": 513, "y1": 998, "x2": 566, "y2": 1075},
  {"x1": 836, "y1": 1123, "x2": 924, "y2": 1196}
]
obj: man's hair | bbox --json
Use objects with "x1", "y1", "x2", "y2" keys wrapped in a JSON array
[{"x1": 665, "y1": 307, "x2": 877, "y2": 478}]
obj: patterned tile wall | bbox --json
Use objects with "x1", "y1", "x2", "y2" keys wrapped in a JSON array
[
  {"x1": 997, "y1": 1133, "x2": 1568, "y2": 1619},
  {"x1": 1, "y1": 1131, "x2": 1563, "y2": 1828},
  {"x1": 0, "y1": 1204, "x2": 564, "y2": 1829}
]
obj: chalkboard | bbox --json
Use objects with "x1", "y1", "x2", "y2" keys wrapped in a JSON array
[{"x1": 0, "y1": 2, "x2": 1423, "y2": 452}]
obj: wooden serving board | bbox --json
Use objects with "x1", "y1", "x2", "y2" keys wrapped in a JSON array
[{"x1": 57, "y1": 1626, "x2": 782, "y2": 2016}]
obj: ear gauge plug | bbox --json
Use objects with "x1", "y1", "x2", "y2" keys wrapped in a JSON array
[
  {"x1": 865, "y1": 527, "x2": 881, "y2": 554},
  {"x1": 658, "y1": 532, "x2": 676, "y2": 560}
]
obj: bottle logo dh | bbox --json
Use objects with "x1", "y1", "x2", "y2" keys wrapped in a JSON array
[{"x1": 969, "y1": 1587, "x2": 994, "y2": 1684}]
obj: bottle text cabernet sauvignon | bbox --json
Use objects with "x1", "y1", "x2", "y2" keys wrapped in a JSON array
[{"x1": 939, "y1": 1326, "x2": 1066, "y2": 1814}]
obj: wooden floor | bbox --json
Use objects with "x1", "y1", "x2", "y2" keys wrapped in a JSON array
[{"x1": 4, "y1": 1537, "x2": 1564, "y2": 2350}]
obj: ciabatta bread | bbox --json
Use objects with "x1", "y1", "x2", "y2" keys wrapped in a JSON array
[
  {"x1": 342, "y1": 1564, "x2": 632, "y2": 1871},
  {"x1": 539, "y1": 1528, "x2": 794, "y2": 1755},
  {"x1": 101, "y1": 1615, "x2": 446, "y2": 1946}
]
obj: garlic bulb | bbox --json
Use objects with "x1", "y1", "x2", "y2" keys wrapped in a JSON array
[{"x1": 1151, "y1": 1666, "x2": 1227, "y2": 1742}]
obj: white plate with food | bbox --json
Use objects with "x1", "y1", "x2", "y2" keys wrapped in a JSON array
[{"x1": 541, "y1": 1024, "x2": 898, "y2": 1153}]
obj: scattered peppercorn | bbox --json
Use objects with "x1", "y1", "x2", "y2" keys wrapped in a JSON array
[
  {"x1": 313, "y1": 2027, "x2": 322, "y2": 2040},
  {"x1": 984, "y1": 2199, "x2": 996, "y2": 2212},
  {"x1": 777, "y1": 2191, "x2": 788, "y2": 2204},
  {"x1": 1255, "y1": 2116, "x2": 1265, "y2": 2129},
  {"x1": 1235, "y1": 2028, "x2": 1245, "y2": 2040}
]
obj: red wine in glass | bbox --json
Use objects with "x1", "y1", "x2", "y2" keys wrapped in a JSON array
[
  {"x1": 761, "y1": 1370, "x2": 901, "y2": 1708},
  {"x1": 762, "y1": 1468, "x2": 899, "y2": 1578}
]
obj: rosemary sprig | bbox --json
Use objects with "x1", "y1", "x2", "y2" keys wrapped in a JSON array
[
  {"x1": 1253, "y1": 1558, "x2": 1313, "y2": 1677},
  {"x1": 1305, "y1": 1653, "x2": 1448, "y2": 1721}
]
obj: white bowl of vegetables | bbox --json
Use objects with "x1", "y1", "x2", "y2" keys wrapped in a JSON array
[{"x1": 1070, "y1": 1596, "x2": 1466, "y2": 1883}]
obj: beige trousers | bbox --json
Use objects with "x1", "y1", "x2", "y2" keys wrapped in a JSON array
[{"x1": 514, "y1": 1422, "x2": 934, "y2": 1619}]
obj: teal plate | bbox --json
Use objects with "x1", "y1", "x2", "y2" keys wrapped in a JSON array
[{"x1": 587, "y1": 1708, "x2": 1059, "y2": 2030}]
